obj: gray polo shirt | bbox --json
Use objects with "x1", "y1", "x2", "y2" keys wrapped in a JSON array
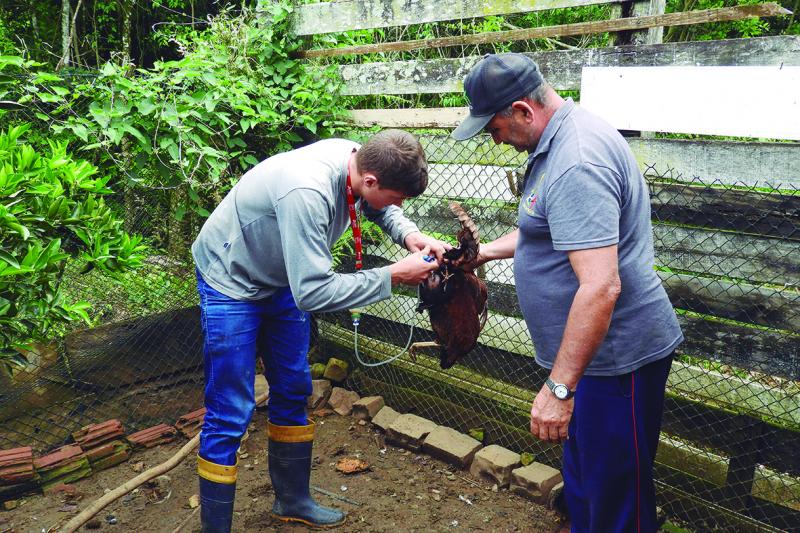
[
  {"x1": 515, "y1": 99, "x2": 683, "y2": 376},
  {"x1": 192, "y1": 139, "x2": 420, "y2": 312}
]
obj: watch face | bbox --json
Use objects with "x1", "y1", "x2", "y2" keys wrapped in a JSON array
[{"x1": 554, "y1": 384, "x2": 569, "y2": 399}]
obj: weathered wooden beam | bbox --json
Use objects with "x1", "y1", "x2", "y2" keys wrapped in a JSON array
[
  {"x1": 391, "y1": 197, "x2": 800, "y2": 286},
  {"x1": 400, "y1": 162, "x2": 800, "y2": 238},
  {"x1": 348, "y1": 108, "x2": 467, "y2": 128},
  {"x1": 416, "y1": 136, "x2": 800, "y2": 190},
  {"x1": 649, "y1": 181, "x2": 800, "y2": 240},
  {"x1": 678, "y1": 314, "x2": 798, "y2": 382},
  {"x1": 362, "y1": 239, "x2": 799, "y2": 379},
  {"x1": 661, "y1": 272, "x2": 798, "y2": 332},
  {"x1": 351, "y1": 294, "x2": 800, "y2": 426},
  {"x1": 291, "y1": 0, "x2": 623, "y2": 36},
  {"x1": 336, "y1": 35, "x2": 800, "y2": 95},
  {"x1": 301, "y1": 4, "x2": 788, "y2": 58},
  {"x1": 654, "y1": 225, "x2": 798, "y2": 287},
  {"x1": 627, "y1": 138, "x2": 800, "y2": 189}
]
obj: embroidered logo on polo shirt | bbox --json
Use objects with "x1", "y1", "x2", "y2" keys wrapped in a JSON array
[{"x1": 522, "y1": 173, "x2": 544, "y2": 215}]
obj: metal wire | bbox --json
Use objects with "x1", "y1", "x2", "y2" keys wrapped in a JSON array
[{"x1": 1, "y1": 132, "x2": 797, "y2": 532}]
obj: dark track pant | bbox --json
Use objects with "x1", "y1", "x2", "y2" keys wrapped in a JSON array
[{"x1": 562, "y1": 353, "x2": 674, "y2": 533}]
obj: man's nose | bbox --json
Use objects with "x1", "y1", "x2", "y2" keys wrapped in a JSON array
[{"x1": 491, "y1": 132, "x2": 502, "y2": 145}]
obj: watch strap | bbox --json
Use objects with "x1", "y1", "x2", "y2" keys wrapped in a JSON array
[{"x1": 545, "y1": 377, "x2": 575, "y2": 400}]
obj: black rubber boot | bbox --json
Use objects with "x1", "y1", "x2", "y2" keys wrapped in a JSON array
[
  {"x1": 268, "y1": 422, "x2": 346, "y2": 528},
  {"x1": 197, "y1": 455, "x2": 237, "y2": 533}
]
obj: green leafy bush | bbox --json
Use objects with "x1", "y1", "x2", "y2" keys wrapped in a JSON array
[
  {"x1": 0, "y1": 123, "x2": 145, "y2": 375},
  {"x1": 8, "y1": 4, "x2": 348, "y2": 220}
]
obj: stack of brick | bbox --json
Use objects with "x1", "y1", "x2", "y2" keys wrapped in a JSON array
[
  {"x1": 33, "y1": 444, "x2": 91, "y2": 493},
  {"x1": 127, "y1": 424, "x2": 178, "y2": 449},
  {"x1": 0, "y1": 446, "x2": 39, "y2": 502},
  {"x1": 176, "y1": 408, "x2": 206, "y2": 438},
  {"x1": 72, "y1": 420, "x2": 131, "y2": 472}
]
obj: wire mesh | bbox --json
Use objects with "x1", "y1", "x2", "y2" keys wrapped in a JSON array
[
  {"x1": 319, "y1": 134, "x2": 800, "y2": 532},
  {"x1": 0, "y1": 133, "x2": 797, "y2": 531}
]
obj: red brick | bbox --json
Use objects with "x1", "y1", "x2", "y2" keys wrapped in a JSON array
[
  {"x1": 127, "y1": 424, "x2": 178, "y2": 449},
  {"x1": 72, "y1": 419, "x2": 125, "y2": 449},
  {"x1": 175, "y1": 408, "x2": 206, "y2": 438}
]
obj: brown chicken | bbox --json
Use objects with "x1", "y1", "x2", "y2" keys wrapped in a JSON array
[{"x1": 410, "y1": 202, "x2": 488, "y2": 369}]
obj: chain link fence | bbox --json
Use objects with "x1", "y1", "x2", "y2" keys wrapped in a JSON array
[{"x1": 1, "y1": 133, "x2": 797, "y2": 531}]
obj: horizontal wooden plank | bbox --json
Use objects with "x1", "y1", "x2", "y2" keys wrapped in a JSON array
[
  {"x1": 649, "y1": 181, "x2": 800, "y2": 240},
  {"x1": 290, "y1": 0, "x2": 622, "y2": 36},
  {"x1": 397, "y1": 195, "x2": 800, "y2": 285},
  {"x1": 661, "y1": 272, "x2": 798, "y2": 332},
  {"x1": 365, "y1": 236, "x2": 799, "y2": 376},
  {"x1": 354, "y1": 294, "x2": 800, "y2": 427},
  {"x1": 425, "y1": 163, "x2": 519, "y2": 202},
  {"x1": 678, "y1": 313, "x2": 798, "y2": 381},
  {"x1": 347, "y1": 108, "x2": 467, "y2": 128},
  {"x1": 417, "y1": 135, "x2": 800, "y2": 189},
  {"x1": 581, "y1": 66, "x2": 800, "y2": 140},
  {"x1": 654, "y1": 225, "x2": 798, "y2": 287},
  {"x1": 303, "y1": 4, "x2": 788, "y2": 58},
  {"x1": 407, "y1": 162, "x2": 800, "y2": 239},
  {"x1": 337, "y1": 36, "x2": 800, "y2": 95},
  {"x1": 667, "y1": 359, "x2": 800, "y2": 429},
  {"x1": 628, "y1": 138, "x2": 800, "y2": 189}
]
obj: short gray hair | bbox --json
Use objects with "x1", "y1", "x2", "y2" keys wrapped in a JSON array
[{"x1": 497, "y1": 82, "x2": 550, "y2": 117}]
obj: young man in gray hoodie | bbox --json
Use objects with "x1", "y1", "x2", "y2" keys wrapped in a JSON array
[{"x1": 192, "y1": 130, "x2": 447, "y2": 531}]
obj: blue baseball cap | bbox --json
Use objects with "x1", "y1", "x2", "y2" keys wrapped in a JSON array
[{"x1": 452, "y1": 53, "x2": 544, "y2": 141}]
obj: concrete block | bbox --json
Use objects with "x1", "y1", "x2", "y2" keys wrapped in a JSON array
[
  {"x1": 422, "y1": 426, "x2": 482, "y2": 469},
  {"x1": 371, "y1": 406, "x2": 401, "y2": 431},
  {"x1": 307, "y1": 379, "x2": 332, "y2": 410},
  {"x1": 386, "y1": 414, "x2": 438, "y2": 451},
  {"x1": 510, "y1": 462, "x2": 563, "y2": 504},
  {"x1": 327, "y1": 387, "x2": 360, "y2": 416},
  {"x1": 469, "y1": 444, "x2": 521, "y2": 488},
  {"x1": 352, "y1": 396, "x2": 385, "y2": 421},
  {"x1": 323, "y1": 358, "x2": 349, "y2": 382},
  {"x1": 548, "y1": 481, "x2": 565, "y2": 513}
]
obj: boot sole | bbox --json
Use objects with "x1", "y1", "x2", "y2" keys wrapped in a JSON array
[{"x1": 271, "y1": 513, "x2": 346, "y2": 529}]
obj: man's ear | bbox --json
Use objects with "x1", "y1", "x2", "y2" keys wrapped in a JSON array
[
  {"x1": 511, "y1": 100, "x2": 536, "y2": 122},
  {"x1": 363, "y1": 173, "x2": 379, "y2": 188}
]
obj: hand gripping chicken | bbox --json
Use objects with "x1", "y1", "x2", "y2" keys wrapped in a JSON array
[{"x1": 411, "y1": 202, "x2": 488, "y2": 369}]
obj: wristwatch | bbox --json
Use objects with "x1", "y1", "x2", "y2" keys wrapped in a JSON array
[{"x1": 545, "y1": 378, "x2": 575, "y2": 400}]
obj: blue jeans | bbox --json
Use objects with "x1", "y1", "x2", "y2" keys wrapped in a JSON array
[
  {"x1": 562, "y1": 353, "x2": 673, "y2": 533},
  {"x1": 196, "y1": 270, "x2": 312, "y2": 466}
]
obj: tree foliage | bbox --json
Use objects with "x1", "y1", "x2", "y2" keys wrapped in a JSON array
[
  {"x1": 0, "y1": 122, "x2": 145, "y2": 375},
  {"x1": 9, "y1": 4, "x2": 347, "y2": 217}
]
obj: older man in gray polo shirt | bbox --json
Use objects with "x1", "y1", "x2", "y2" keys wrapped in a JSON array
[{"x1": 452, "y1": 53, "x2": 683, "y2": 533}]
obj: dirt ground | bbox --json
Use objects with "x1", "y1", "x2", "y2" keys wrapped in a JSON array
[{"x1": 2, "y1": 409, "x2": 562, "y2": 533}]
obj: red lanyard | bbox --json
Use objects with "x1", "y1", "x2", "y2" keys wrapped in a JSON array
[{"x1": 345, "y1": 152, "x2": 363, "y2": 270}]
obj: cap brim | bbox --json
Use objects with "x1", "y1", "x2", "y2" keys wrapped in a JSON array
[{"x1": 451, "y1": 113, "x2": 493, "y2": 141}]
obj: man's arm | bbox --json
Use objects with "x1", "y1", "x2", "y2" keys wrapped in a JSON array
[
  {"x1": 278, "y1": 190, "x2": 437, "y2": 313},
  {"x1": 529, "y1": 244, "x2": 621, "y2": 442},
  {"x1": 452, "y1": 228, "x2": 518, "y2": 269},
  {"x1": 479, "y1": 229, "x2": 518, "y2": 262}
]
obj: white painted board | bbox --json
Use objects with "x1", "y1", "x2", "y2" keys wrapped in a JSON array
[{"x1": 580, "y1": 66, "x2": 800, "y2": 140}]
